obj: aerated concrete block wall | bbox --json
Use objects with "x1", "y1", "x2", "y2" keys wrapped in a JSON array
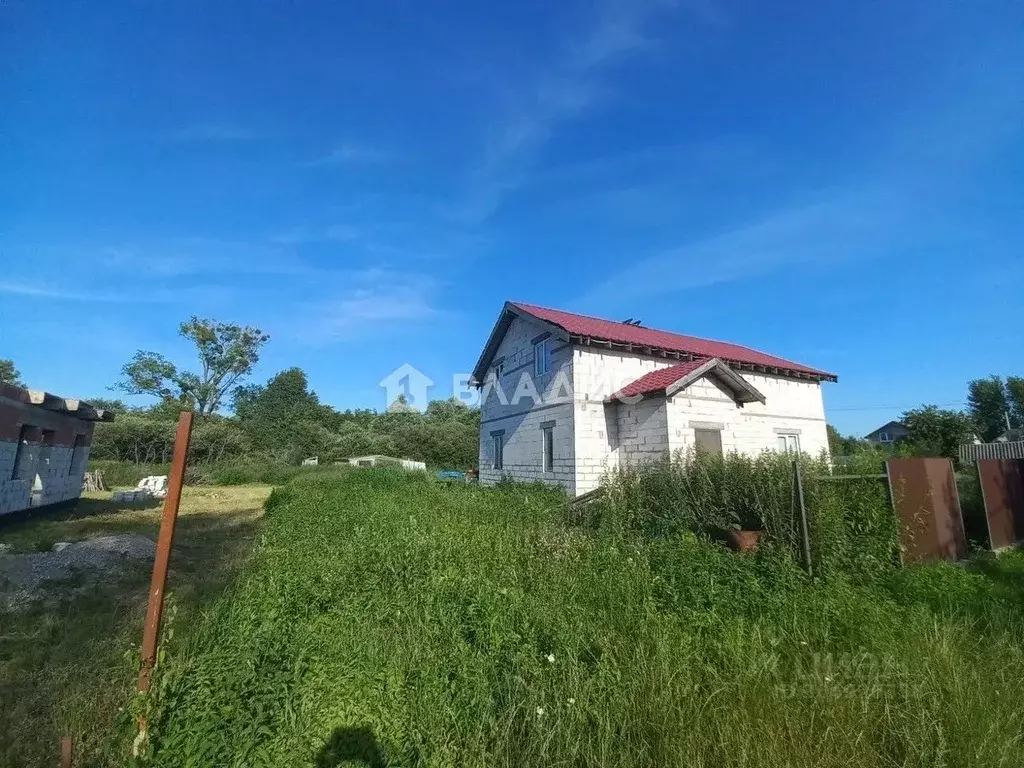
[
  {"x1": 0, "y1": 395, "x2": 95, "y2": 516},
  {"x1": 478, "y1": 315, "x2": 576, "y2": 493}
]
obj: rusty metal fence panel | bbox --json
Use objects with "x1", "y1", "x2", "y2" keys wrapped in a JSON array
[
  {"x1": 978, "y1": 459, "x2": 1024, "y2": 550},
  {"x1": 887, "y1": 458, "x2": 967, "y2": 563}
]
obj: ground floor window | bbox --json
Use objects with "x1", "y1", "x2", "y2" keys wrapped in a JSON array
[
  {"x1": 491, "y1": 433, "x2": 504, "y2": 470},
  {"x1": 12, "y1": 425, "x2": 34, "y2": 481},
  {"x1": 542, "y1": 425, "x2": 554, "y2": 472},
  {"x1": 777, "y1": 433, "x2": 801, "y2": 453},
  {"x1": 694, "y1": 428, "x2": 723, "y2": 456}
]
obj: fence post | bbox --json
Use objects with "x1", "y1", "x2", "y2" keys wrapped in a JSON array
[
  {"x1": 134, "y1": 411, "x2": 194, "y2": 757},
  {"x1": 60, "y1": 735, "x2": 72, "y2": 768},
  {"x1": 793, "y1": 460, "x2": 813, "y2": 578}
]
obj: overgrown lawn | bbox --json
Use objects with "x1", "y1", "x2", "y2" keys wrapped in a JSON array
[
  {"x1": 0, "y1": 485, "x2": 272, "y2": 767},
  {"x1": 142, "y1": 470, "x2": 1024, "y2": 767}
]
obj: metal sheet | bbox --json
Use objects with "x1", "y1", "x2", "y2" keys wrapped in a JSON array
[
  {"x1": 978, "y1": 459, "x2": 1024, "y2": 550},
  {"x1": 887, "y1": 458, "x2": 967, "y2": 563}
]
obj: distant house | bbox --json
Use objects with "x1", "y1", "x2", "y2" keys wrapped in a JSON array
[
  {"x1": 471, "y1": 301, "x2": 837, "y2": 496},
  {"x1": 995, "y1": 428, "x2": 1024, "y2": 443},
  {"x1": 864, "y1": 420, "x2": 909, "y2": 445}
]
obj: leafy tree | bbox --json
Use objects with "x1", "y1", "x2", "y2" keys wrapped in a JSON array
[
  {"x1": 826, "y1": 424, "x2": 870, "y2": 456},
  {"x1": 1006, "y1": 377, "x2": 1024, "y2": 431},
  {"x1": 967, "y1": 376, "x2": 1010, "y2": 441},
  {"x1": 900, "y1": 405, "x2": 975, "y2": 460},
  {"x1": 425, "y1": 397, "x2": 476, "y2": 423},
  {"x1": 84, "y1": 397, "x2": 128, "y2": 413},
  {"x1": 0, "y1": 358, "x2": 23, "y2": 387},
  {"x1": 116, "y1": 317, "x2": 269, "y2": 414}
]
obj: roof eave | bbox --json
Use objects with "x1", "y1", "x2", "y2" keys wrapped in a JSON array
[{"x1": 572, "y1": 335, "x2": 836, "y2": 383}]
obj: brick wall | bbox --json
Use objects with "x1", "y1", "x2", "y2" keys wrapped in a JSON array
[
  {"x1": 0, "y1": 395, "x2": 95, "y2": 516},
  {"x1": 665, "y1": 372, "x2": 829, "y2": 457},
  {"x1": 478, "y1": 315, "x2": 576, "y2": 493},
  {"x1": 571, "y1": 347, "x2": 830, "y2": 494},
  {"x1": 572, "y1": 348, "x2": 678, "y2": 494}
]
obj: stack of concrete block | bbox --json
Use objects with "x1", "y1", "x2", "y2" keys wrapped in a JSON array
[{"x1": 112, "y1": 475, "x2": 168, "y2": 504}]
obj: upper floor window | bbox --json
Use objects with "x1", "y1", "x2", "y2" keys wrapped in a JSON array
[
  {"x1": 534, "y1": 339, "x2": 549, "y2": 376},
  {"x1": 879, "y1": 431, "x2": 892, "y2": 443},
  {"x1": 493, "y1": 361, "x2": 504, "y2": 379}
]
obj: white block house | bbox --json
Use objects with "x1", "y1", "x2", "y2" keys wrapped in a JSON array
[{"x1": 471, "y1": 302, "x2": 837, "y2": 496}]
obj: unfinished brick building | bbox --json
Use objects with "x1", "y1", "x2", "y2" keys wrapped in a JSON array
[{"x1": 0, "y1": 383, "x2": 114, "y2": 515}]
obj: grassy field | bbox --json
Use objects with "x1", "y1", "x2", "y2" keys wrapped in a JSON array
[
  {"x1": 139, "y1": 469, "x2": 1024, "y2": 767},
  {"x1": 0, "y1": 485, "x2": 272, "y2": 768}
]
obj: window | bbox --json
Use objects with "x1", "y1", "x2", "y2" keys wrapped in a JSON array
[
  {"x1": 534, "y1": 339, "x2": 549, "y2": 376},
  {"x1": 879, "y1": 431, "x2": 892, "y2": 443},
  {"x1": 542, "y1": 425, "x2": 554, "y2": 472},
  {"x1": 694, "y1": 429, "x2": 723, "y2": 456},
  {"x1": 493, "y1": 361, "x2": 504, "y2": 379},
  {"x1": 69, "y1": 434, "x2": 86, "y2": 476},
  {"x1": 11, "y1": 425, "x2": 34, "y2": 481},
  {"x1": 491, "y1": 433, "x2": 504, "y2": 470},
  {"x1": 777, "y1": 433, "x2": 800, "y2": 453}
]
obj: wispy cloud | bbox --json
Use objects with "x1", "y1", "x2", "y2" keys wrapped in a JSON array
[
  {"x1": 299, "y1": 270, "x2": 442, "y2": 342},
  {"x1": 164, "y1": 124, "x2": 262, "y2": 142},
  {"x1": 304, "y1": 142, "x2": 390, "y2": 167},
  {"x1": 269, "y1": 224, "x2": 362, "y2": 246},
  {"x1": 576, "y1": 184, "x2": 908, "y2": 307},
  {"x1": 458, "y1": 0, "x2": 714, "y2": 222},
  {"x1": 573, "y1": 34, "x2": 1024, "y2": 310},
  {"x1": 0, "y1": 280, "x2": 162, "y2": 303}
]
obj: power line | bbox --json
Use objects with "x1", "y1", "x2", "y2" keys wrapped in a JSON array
[{"x1": 828, "y1": 401, "x2": 968, "y2": 412}]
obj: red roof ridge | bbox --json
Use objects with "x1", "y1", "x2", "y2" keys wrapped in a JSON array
[
  {"x1": 507, "y1": 300, "x2": 836, "y2": 382},
  {"x1": 511, "y1": 300, "x2": 751, "y2": 352}
]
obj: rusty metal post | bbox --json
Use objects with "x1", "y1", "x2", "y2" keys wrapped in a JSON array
[
  {"x1": 793, "y1": 460, "x2": 813, "y2": 578},
  {"x1": 137, "y1": 411, "x2": 194, "y2": 693},
  {"x1": 60, "y1": 736, "x2": 72, "y2": 768}
]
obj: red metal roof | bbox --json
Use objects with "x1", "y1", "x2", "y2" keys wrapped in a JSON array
[
  {"x1": 510, "y1": 301, "x2": 836, "y2": 381},
  {"x1": 610, "y1": 360, "x2": 708, "y2": 400}
]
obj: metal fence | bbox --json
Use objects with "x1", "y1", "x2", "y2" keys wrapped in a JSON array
[{"x1": 960, "y1": 440, "x2": 1024, "y2": 462}]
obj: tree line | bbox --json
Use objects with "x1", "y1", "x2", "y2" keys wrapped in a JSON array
[
  {"x1": 5, "y1": 320, "x2": 1019, "y2": 467},
  {"x1": 828, "y1": 376, "x2": 1024, "y2": 460},
  {"x1": 4, "y1": 319, "x2": 479, "y2": 469}
]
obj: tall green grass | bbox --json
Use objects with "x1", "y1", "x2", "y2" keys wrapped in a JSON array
[
  {"x1": 600, "y1": 450, "x2": 898, "y2": 578},
  {"x1": 133, "y1": 468, "x2": 1024, "y2": 767}
]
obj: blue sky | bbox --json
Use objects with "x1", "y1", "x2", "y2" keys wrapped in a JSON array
[{"x1": 1, "y1": 0, "x2": 1022, "y2": 436}]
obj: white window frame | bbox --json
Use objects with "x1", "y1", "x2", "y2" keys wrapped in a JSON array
[
  {"x1": 777, "y1": 433, "x2": 801, "y2": 453},
  {"x1": 493, "y1": 361, "x2": 504, "y2": 379},
  {"x1": 879, "y1": 431, "x2": 892, "y2": 443},
  {"x1": 534, "y1": 339, "x2": 549, "y2": 376},
  {"x1": 492, "y1": 434, "x2": 503, "y2": 470},
  {"x1": 542, "y1": 426, "x2": 554, "y2": 472}
]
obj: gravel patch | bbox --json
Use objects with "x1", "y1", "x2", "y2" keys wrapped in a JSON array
[{"x1": 0, "y1": 534, "x2": 156, "y2": 590}]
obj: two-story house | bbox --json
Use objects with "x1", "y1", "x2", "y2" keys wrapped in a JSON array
[{"x1": 471, "y1": 301, "x2": 837, "y2": 496}]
